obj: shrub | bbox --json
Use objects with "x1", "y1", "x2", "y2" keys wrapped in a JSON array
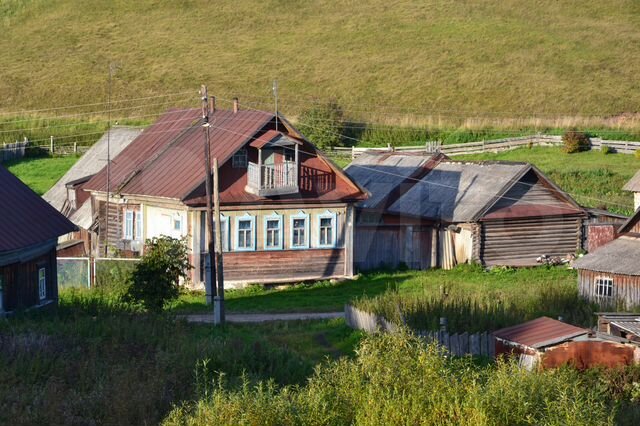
[
  {"x1": 296, "y1": 101, "x2": 344, "y2": 150},
  {"x1": 125, "y1": 236, "x2": 192, "y2": 312},
  {"x1": 635, "y1": 149, "x2": 640, "y2": 160},
  {"x1": 601, "y1": 144, "x2": 612, "y2": 155},
  {"x1": 562, "y1": 130, "x2": 590, "y2": 153}
]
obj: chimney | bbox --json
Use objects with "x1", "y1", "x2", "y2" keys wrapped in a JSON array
[
  {"x1": 233, "y1": 97, "x2": 239, "y2": 113},
  {"x1": 209, "y1": 96, "x2": 216, "y2": 114}
]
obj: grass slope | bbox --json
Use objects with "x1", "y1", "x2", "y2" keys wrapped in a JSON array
[
  {"x1": 4, "y1": 155, "x2": 79, "y2": 195},
  {"x1": 1, "y1": 1, "x2": 640, "y2": 121},
  {"x1": 457, "y1": 147, "x2": 638, "y2": 214}
]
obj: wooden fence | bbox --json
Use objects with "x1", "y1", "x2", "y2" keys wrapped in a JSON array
[
  {"x1": 0, "y1": 138, "x2": 91, "y2": 162},
  {"x1": 345, "y1": 304, "x2": 495, "y2": 357},
  {"x1": 333, "y1": 134, "x2": 640, "y2": 159},
  {"x1": 0, "y1": 140, "x2": 28, "y2": 163}
]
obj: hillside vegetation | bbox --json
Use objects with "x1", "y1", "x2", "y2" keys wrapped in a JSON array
[{"x1": 1, "y1": 0, "x2": 640, "y2": 127}]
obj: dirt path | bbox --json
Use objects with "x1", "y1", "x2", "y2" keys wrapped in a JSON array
[{"x1": 181, "y1": 312, "x2": 344, "y2": 324}]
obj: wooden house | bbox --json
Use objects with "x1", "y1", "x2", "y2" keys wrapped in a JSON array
[
  {"x1": 494, "y1": 316, "x2": 639, "y2": 370},
  {"x1": 623, "y1": 170, "x2": 640, "y2": 211},
  {"x1": 574, "y1": 208, "x2": 640, "y2": 308},
  {"x1": 82, "y1": 102, "x2": 367, "y2": 287},
  {"x1": 346, "y1": 152, "x2": 586, "y2": 270},
  {"x1": 0, "y1": 165, "x2": 77, "y2": 313}
]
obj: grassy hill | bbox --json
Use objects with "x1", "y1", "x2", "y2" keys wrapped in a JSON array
[{"x1": 1, "y1": 0, "x2": 640, "y2": 126}]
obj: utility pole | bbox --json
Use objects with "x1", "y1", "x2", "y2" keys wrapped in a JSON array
[
  {"x1": 201, "y1": 85, "x2": 217, "y2": 305},
  {"x1": 213, "y1": 157, "x2": 225, "y2": 325},
  {"x1": 273, "y1": 79, "x2": 278, "y2": 131},
  {"x1": 104, "y1": 63, "x2": 118, "y2": 256}
]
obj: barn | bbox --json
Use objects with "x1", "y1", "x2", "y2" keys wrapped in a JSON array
[
  {"x1": 346, "y1": 152, "x2": 586, "y2": 270},
  {"x1": 0, "y1": 165, "x2": 77, "y2": 313},
  {"x1": 574, "y1": 208, "x2": 640, "y2": 308}
]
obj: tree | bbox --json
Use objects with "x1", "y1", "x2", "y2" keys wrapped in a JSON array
[
  {"x1": 126, "y1": 236, "x2": 192, "y2": 312},
  {"x1": 296, "y1": 100, "x2": 344, "y2": 150}
]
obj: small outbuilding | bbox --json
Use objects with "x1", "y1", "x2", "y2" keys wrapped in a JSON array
[
  {"x1": 0, "y1": 165, "x2": 77, "y2": 313},
  {"x1": 623, "y1": 170, "x2": 640, "y2": 211},
  {"x1": 494, "y1": 316, "x2": 639, "y2": 370}
]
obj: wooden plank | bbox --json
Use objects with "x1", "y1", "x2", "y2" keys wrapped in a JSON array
[{"x1": 470, "y1": 333, "x2": 480, "y2": 356}]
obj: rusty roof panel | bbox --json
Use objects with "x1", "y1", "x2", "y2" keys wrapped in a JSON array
[
  {"x1": 0, "y1": 165, "x2": 77, "y2": 252},
  {"x1": 493, "y1": 317, "x2": 588, "y2": 349}
]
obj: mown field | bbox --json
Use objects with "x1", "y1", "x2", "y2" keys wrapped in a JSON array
[{"x1": 1, "y1": 1, "x2": 640, "y2": 125}]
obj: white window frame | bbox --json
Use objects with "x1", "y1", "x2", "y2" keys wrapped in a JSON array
[
  {"x1": 595, "y1": 276, "x2": 614, "y2": 298},
  {"x1": 317, "y1": 211, "x2": 338, "y2": 248},
  {"x1": 38, "y1": 268, "x2": 46, "y2": 300},
  {"x1": 232, "y1": 148, "x2": 248, "y2": 168},
  {"x1": 215, "y1": 215, "x2": 231, "y2": 252},
  {"x1": 264, "y1": 213, "x2": 283, "y2": 250},
  {"x1": 135, "y1": 210, "x2": 143, "y2": 241},
  {"x1": 124, "y1": 210, "x2": 134, "y2": 240},
  {"x1": 290, "y1": 211, "x2": 310, "y2": 249},
  {"x1": 235, "y1": 213, "x2": 256, "y2": 251}
]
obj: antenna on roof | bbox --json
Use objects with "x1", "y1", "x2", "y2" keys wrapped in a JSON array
[{"x1": 273, "y1": 79, "x2": 279, "y2": 131}]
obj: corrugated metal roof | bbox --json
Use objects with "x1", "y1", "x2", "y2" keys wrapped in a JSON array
[
  {"x1": 44, "y1": 127, "x2": 141, "y2": 210},
  {"x1": 623, "y1": 170, "x2": 640, "y2": 192},
  {"x1": 610, "y1": 320, "x2": 640, "y2": 337},
  {"x1": 573, "y1": 236, "x2": 640, "y2": 276},
  {"x1": 0, "y1": 165, "x2": 77, "y2": 252},
  {"x1": 388, "y1": 161, "x2": 528, "y2": 222},
  {"x1": 345, "y1": 152, "x2": 440, "y2": 209},
  {"x1": 493, "y1": 317, "x2": 588, "y2": 349}
]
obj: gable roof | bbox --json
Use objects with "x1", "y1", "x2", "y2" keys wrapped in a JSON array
[
  {"x1": 623, "y1": 170, "x2": 640, "y2": 192},
  {"x1": 83, "y1": 107, "x2": 367, "y2": 205},
  {"x1": 493, "y1": 317, "x2": 588, "y2": 349},
  {"x1": 618, "y1": 207, "x2": 640, "y2": 234},
  {"x1": 573, "y1": 236, "x2": 640, "y2": 276},
  {"x1": 44, "y1": 127, "x2": 142, "y2": 212},
  {"x1": 0, "y1": 165, "x2": 77, "y2": 252},
  {"x1": 345, "y1": 151, "x2": 445, "y2": 210}
]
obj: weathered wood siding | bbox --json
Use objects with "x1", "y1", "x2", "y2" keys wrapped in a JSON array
[
  {"x1": 222, "y1": 248, "x2": 345, "y2": 284},
  {"x1": 578, "y1": 269, "x2": 640, "y2": 309},
  {"x1": 354, "y1": 225, "x2": 433, "y2": 271},
  {"x1": 481, "y1": 216, "x2": 582, "y2": 266},
  {"x1": 0, "y1": 247, "x2": 58, "y2": 311}
]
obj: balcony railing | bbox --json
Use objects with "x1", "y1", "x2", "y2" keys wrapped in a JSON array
[{"x1": 246, "y1": 161, "x2": 298, "y2": 196}]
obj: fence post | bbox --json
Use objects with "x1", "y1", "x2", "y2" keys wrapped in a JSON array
[
  {"x1": 50, "y1": 136, "x2": 54, "y2": 154},
  {"x1": 351, "y1": 145, "x2": 355, "y2": 160},
  {"x1": 74, "y1": 142, "x2": 78, "y2": 154}
]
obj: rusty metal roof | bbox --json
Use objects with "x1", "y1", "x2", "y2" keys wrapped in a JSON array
[
  {"x1": 493, "y1": 317, "x2": 589, "y2": 349},
  {"x1": 0, "y1": 165, "x2": 77, "y2": 252}
]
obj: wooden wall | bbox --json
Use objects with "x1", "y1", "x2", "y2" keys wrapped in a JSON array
[
  {"x1": 481, "y1": 216, "x2": 582, "y2": 266},
  {"x1": 578, "y1": 269, "x2": 640, "y2": 309},
  {"x1": 354, "y1": 224, "x2": 433, "y2": 271},
  {"x1": 0, "y1": 247, "x2": 58, "y2": 312},
  {"x1": 222, "y1": 248, "x2": 345, "y2": 284}
]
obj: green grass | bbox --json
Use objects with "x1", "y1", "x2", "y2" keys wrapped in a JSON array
[
  {"x1": 1, "y1": 1, "x2": 640, "y2": 123},
  {"x1": 0, "y1": 288, "x2": 361, "y2": 425},
  {"x1": 457, "y1": 146, "x2": 638, "y2": 215},
  {"x1": 4, "y1": 155, "x2": 79, "y2": 194}
]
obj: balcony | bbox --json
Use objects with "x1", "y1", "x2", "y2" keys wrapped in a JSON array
[{"x1": 246, "y1": 161, "x2": 298, "y2": 196}]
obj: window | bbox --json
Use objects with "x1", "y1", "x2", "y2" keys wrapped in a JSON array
[
  {"x1": 264, "y1": 214, "x2": 283, "y2": 250},
  {"x1": 217, "y1": 216, "x2": 230, "y2": 252},
  {"x1": 595, "y1": 277, "x2": 613, "y2": 297},
  {"x1": 124, "y1": 210, "x2": 134, "y2": 239},
  {"x1": 290, "y1": 212, "x2": 309, "y2": 249},
  {"x1": 235, "y1": 214, "x2": 255, "y2": 251},
  {"x1": 173, "y1": 216, "x2": 182, "y2": 232},
  {"x1": 318, "y1": 212, "x2": 337, "y2": 247},
  {"x1": 232, "y1": 149, "x2": 248, "y2": 168},
  {"x1": 135, "y1": 211, "x2": 143, "y2": 240},
  {"x1": 38, "y1": 268, "x2": 46, "y2": 300}
]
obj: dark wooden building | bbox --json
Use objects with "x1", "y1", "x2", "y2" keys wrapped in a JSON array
[
  {"x1": 575, "y1": 208, "x2": 640, "y2": 308},
  {"x1": 81, "y1": 102, "x2": 367, "y2": 288},
  {"x1": 0, "y1": 165, "x2": 77, "y2": 313},
  {"x1": 346, "y1": 152, "x2": 586, "y2": 270}
]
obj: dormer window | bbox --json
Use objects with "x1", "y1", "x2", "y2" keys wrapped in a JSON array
[
  {"x1": 245, "y1": 132, "x2": 300, "y2": 197},
  {"x1": 232, "y1": 149, "x2": 248, "y2": 168}
]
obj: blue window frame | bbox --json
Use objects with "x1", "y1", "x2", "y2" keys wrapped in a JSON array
[
  {"x1": 290, "y1": 211, "x2": 309, "y2": 249},
  {"x1": 264, "y1": 213, "x2": 283, "y2": 250},
  {"x1": 317, "y1": 211, "x2": 338, "y2": 248},
  {"x1": 235, "y1": 213, "x2": 256, "y2": 251}
]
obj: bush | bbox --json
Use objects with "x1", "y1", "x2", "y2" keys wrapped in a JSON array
[
  {"x1": 635, "y1": 149, "x2": 640, "y2": 160},
  {"x1": 125, "y1": 236, "x2": 192, "y2": 312},
  {"x1": 296, "y1": 101, "x2": 344, "y2": 150},
  {"x1": 601, "y1": 144, "x2": 612, "y2": 155},
  {"x1": 562, "y1": 130, "x2": 590, "y2": 153}
]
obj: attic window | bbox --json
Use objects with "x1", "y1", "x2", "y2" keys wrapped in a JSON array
[
  {"x1": 232, "y1": 149, "x2": 248, "y2": 168},
  {"x1": 595, "y1": 277, "x2": 613, "y2": 298}
]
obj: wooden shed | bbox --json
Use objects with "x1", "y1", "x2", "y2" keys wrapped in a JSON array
[
  {"x1": 0, "y1": 165, "x2": 77, "y2": 313},
  {"x1": 346, "y1": 153, "x2": 586, "y2": 270},
  {"x1": 574, "y1": 209, "x2": 640, "y2": 308}
]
